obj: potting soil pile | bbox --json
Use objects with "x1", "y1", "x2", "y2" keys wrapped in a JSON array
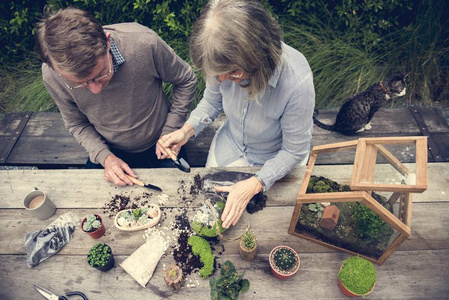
[{"x1": 120, "y1": 227, "x2": 169, "y2": 287}]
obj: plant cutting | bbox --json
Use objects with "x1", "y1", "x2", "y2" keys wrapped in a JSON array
[
  {"x1": 239, "y1": 229, "x2": 257, "y2": 261},
  {"x1": 338, "y1": 256, "x2": 376, "y2": 297},
  {"x1": 164, "y1": 264, "x2": 183, "y2": 290},
  {"x1": 87, "y1": 242, "x2": 115, "y2": 272},
  {"x1": 269, "y1": 245, "x2": 300, "y2": 280},
  {"x1": 209, "y1": 260, "x2": 250, "y2": 300},
  {"x1": 81, "y1": 213, "x2": 105, "y2": 239}
]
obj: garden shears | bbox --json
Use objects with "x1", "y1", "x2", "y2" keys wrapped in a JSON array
[{"x1": 34, "y1": 285, "x2": 88, "y2": 300}]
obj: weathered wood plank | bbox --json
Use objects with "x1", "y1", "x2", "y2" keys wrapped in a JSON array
[
  {"x1": 0, "y1": 201, "x2": 447, "y2": 256},
  {"x1": 1, "y1": 164, "x2": 447, "y2": 207},
  {"x1": 6, "y1": 136, "x2": 86, "y2": 165},
  {"x1": 312, "y1": 109, "x2": 422, "y2": 136},
  {"x1": 415, "y1": 107, "x2": 449, "y2": 132},
  {"x1": 0, "y1": 250, "x2": 448, "y2": 299},
  {"x1": 0, "y1": 165, "x2": 447, "y2": 299},
  {"x1": 0, "y1": 112, "x2": 25, "y2": 135},
  {"x1": 2, "y1": 108, "x2": 448, "y2": 167}
]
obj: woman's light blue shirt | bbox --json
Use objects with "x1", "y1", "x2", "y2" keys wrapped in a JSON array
[{"x1": 187, "y1": 43, "x2": 315, "y2": 190}]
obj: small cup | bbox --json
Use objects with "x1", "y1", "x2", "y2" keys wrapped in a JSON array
[{"x1": 23, "y1": 189, "x2": 56, "y2": 220}]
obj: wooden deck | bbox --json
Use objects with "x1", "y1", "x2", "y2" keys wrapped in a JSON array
[
  {"x1": 0, "y1": 165, "x2": 448, "y2": 299},
  {"x1": 1, "y1": 108, "x2": 448, "y2": 168}
]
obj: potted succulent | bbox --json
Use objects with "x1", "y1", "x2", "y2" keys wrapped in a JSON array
[
  {"x1": 338, "y1": 256, "x2": 376, "y2": 298},
  {"x1": 269, "y1": 245, "x2": 300, "y2": 280},
  {"x1": 209, "y1": 260, "x2": 250, "y2": 300},
  {"x1": 164, "y1": 264, "x2": 183, "y2": 290},
  {"x1": 87, "y1": 242, "x2": 115, "y2": 272},
  {"x1": 81, "y1": 213, "x2": 105, "y2": 239},
  {"x1": 239, "y1": 229, "x2": 257, "y2": 261}
]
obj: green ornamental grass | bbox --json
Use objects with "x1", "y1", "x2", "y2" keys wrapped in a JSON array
[{"x1": 338, "y1": 256, "x2": 376, "y2": 295}]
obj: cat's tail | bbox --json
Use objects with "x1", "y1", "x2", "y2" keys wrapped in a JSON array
[{"x1": 313, "y1": 110, "x2": 335, "y2": 131}]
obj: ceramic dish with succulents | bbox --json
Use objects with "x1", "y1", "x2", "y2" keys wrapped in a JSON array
[{"x1": 114, "y1": 204, "x2": 161, "y2": 231}]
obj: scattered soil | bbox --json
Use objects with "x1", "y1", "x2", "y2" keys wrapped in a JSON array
[
  {"x1": 102, "y1": 171, "x2": 261, "y2": 280},
  {"x1": 103, "y1": 192, "x2": 153, "y2": 218},
  {"x1": 190, "y1": 173, "x2": 202, "y2": 197}
]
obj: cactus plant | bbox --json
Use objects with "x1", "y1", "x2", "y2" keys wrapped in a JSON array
[
  {"x1": 269, "y1": 246, "x2": 300, "y2": 280},
  {"x1": 273, "y1": 248, "x2": 296, "y2": 271}
]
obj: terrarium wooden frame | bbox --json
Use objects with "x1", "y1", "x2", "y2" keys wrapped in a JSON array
[{"x1": 288, "y1": 136, "x2": 428, "y2": 265}]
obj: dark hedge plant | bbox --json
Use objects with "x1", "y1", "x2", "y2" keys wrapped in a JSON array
[{"x1": 0, "y1": 0, "x2": 439, "y2": 62}]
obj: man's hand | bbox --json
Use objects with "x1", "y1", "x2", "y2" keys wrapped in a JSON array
[
  {"x1": 103, "y1": 154, "x2": 136, "y2": 186},
  {"x1": 217, "y1": 177, "x2": 263, "y2": 228}
]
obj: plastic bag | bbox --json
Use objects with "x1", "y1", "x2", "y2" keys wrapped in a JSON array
[
  {"x1": 201, "y1": 171, "x2": 267, "y2": 214},
  {"x1": 25, "y1": 212, "x2": 79, "y2": 268}
]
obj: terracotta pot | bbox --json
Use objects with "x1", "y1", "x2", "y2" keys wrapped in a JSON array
[
  {"x1": 239, "y1": 238, "x2": 257, "y2": 261},
  {"x1": 81, "y1": 214, "x2": 106, "y2": 239},
  {"x1": 164, "y1": 264, "x2": 183, "y2": 290},
  {"x1": 269, "y1": 246, "x2": 300, "y2": 280},
  {"x1": 338, "y1": 278, "x2": 376, "y2": 298}
]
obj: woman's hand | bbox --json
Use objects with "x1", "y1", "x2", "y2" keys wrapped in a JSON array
[
  {"x1": 157, "y1": 124, "x2": 194, "y2": 159},
  {"x1": 217, "y1": 177, "x2": 263, "y2": 228},
  {"x1": 103, "y1": 154, "x2": 136, "y2": 186}
]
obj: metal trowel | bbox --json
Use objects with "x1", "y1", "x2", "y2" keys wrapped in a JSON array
[
  {"x1": 125, "y1": 175, "x2": 163, "y2": 192},
  {"x1": 157, "y1": 140, "x2": 191, "y2": 173}
]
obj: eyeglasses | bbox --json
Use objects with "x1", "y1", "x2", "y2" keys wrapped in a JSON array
[{"x1": 60, "y1": 52, "x2": 112, "y2": 90}]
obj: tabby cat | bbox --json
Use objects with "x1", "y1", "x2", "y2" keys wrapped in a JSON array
[{"x1": 313, "y1": 73, "x2": 409, "y2": 135}]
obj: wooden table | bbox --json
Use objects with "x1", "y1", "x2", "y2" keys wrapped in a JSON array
[{"x1": 1, "y1": 165, "x2": 448, "y2": 299}]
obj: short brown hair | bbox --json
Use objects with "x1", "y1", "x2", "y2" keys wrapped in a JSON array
[
  {"x1": 189, "y1": 0, "x2": 283, "y2": 99},
  {"x1": 35, "y1": 7, "x2": 107, "y2": 78}
]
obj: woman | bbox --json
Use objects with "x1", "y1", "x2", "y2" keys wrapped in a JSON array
[{"x1": 159, "y1": 0, "x2": 315, "y2": 228}]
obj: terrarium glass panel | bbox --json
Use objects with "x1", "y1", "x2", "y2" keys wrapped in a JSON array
[
  {"x1": 350, "y1": 136, "x2": 427, "y2": 193},
  {"x1": 371, "y1": 143, "x2": 417, "y2": 186},
  {"x1": 294, "y1": 176, "x2": 400, "y2": 260}
]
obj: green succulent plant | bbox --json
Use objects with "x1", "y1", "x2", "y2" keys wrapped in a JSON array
[
  {"x1": 273, "y1": 247, "x2": 297, "y2": 271},
  {"x1": 83, "y1": 214, "x2": 101, "y2": 232},
  {"x1": 209, "y1": 260, "x2": 250, "y2": 300},
  {"x1": 87, "y1": 243, "x2": 112, "y2": 267},
  {"x1": 307, "y1": 203, "x2": 325, "y2": 218},
  {"x1": 241, "y1": 230, "x2": 257, "y2": 250}
]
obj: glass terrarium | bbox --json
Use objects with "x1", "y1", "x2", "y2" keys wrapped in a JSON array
[{"x1": 288, "y1": 137, "x2": 428, "y2": 265}]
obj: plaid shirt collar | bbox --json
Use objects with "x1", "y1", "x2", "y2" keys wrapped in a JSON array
[{"x1": 109, "y1": 37, "x2": 125, "y2": 72}]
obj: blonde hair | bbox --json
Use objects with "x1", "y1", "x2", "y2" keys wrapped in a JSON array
[
  {"x1": 189, "y1": 0, "x2": 283, "y2": 99},
  {"x1": 35, "y1": 7, "x2": 107, "y2": 78}
]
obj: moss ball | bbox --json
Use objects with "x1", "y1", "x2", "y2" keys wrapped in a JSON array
[{"x1": 338, "y1": 256, "x2": 376, "y2": 295}]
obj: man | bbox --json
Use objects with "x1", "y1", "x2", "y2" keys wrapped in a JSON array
[{"x1": 35, "y1": 7, "x2": 197, "y2": 186}]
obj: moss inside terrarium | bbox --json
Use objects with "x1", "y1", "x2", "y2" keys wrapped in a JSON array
[{"x1": 296, "y1": 176, "x2": 395, "y2": 259}]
